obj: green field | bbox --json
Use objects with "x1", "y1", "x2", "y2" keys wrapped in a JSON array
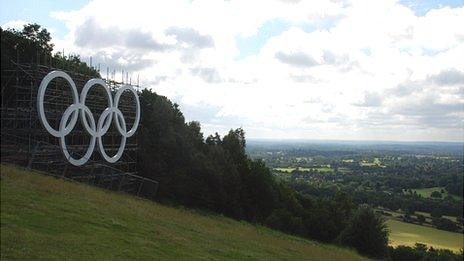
[
  {"x1": 403, "y1": 187, "x2": 461, "y2": 200},
  {"x1": 274, "y1": 166, "x2": 333, "y2": 173},
  {"x1": 1, "y1": 164, "x2": 365, "y2": 260},
  {"x1": 342, "y1": 159, "x2": 354, "y2": 163},
  {"x1": 273, "y1": 167, "x2": 295, "y2": 173},
  {"x1": 360, "y1": 158, "x2": 385, "y2": 167},
  {"x1": 412, "y1": 187, "x2": 445, "y2": 198},
  {"x1": 387, "y1": 219, "x2": 463, "y2": 252},
  {"x1": 338, "y1": 167, "x2": 352, "y2": 173}
]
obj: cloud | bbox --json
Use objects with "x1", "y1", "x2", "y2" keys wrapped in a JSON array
[
  {"x1": 85, "y1": 50, "x2": 155, "y2": 72},
  {"x1": 75, "y1": 18, "x2": 169, "y2": 51},
  {"x1": 179, "y1": 102, "x2": 221, "y2": 124},
  {"x1": 47, "y1": 0, "x2": 464, "y2": 141},
  {"x1": 428, "y1": 68, "x2": 464, "y2": 86},
  {"x1": 290, "y1": 74, "x2": 318, "y2": 82},
  {"x1": 388, "y1": 80, "x2": 422, "y2": 97},
  {"x1": 388, "y1": 95, "x2": 463, "y2": 129},
  {"x1": 190, "y1": 67, "x2": 222, "y2": 83},
  {"x1": 165, "y1": 27, "x2": 214, "y2": 49},
  {"x1": 391, "y1": 97, "x2": 462, "y2": 117},
  {"x1": 147, "y1": 76, "x2": 168, "y2": 86},
  {"x1": 1, "y1": 20, "x2": 28, "y2": 30},
  {"x1": 275, "y1": 51, "x2": 318, "y2": 67},
  {"x1": 354, "y1": 92, "x2": 383, "y2": 107}
]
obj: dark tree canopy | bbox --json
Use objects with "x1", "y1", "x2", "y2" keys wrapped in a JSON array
[{"x1": 338, "y1": 205, "x2": 389, "y2": 258}]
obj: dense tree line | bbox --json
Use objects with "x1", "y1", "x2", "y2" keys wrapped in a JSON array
[
  {"x1": 292, "y1": 180, "x2": 463, "y2": 227},
  {"x1": 389, "y1": 243, "x2": 463, "y2": 261}
]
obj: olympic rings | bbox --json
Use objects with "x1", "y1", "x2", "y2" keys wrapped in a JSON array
[{"x1": 37, "y1": 70, "x2": 140, "y2": 166}]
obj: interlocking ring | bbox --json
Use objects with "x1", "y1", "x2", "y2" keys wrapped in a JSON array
[{"x1": 37, "y1": 70, "x2": 140, "y2": 166}]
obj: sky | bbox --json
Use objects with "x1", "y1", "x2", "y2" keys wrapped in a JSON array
[{"x1": 1, "y1": 0, "x2": 463, "y2": 142}]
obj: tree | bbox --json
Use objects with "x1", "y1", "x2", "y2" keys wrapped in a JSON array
[
  {"x1": 389, "y1": 244, "x2": 463, "y2": 261},
  {"x1": 21, "y1": 23, "x2": 54, "y2": 53},
  {"x1": 338, "y1": 205, "x2": 389, "y2": 258},
  {"x1": 1, "y1": 24, "x2": 99, "y2": 76},
  {"x1": 431, "y1": 208, "x2": 443, "y2": 218},
  {"x1": 430, "y1": 191, "x2": 442, "y2": 198},
  {"x1": 432, "y1": 217, "x2": 458, "y2": 232},
  {"x1": 388, "y1": 245, "x2": 422, "y2": 261},
  {"x1": 416, "y1": 214, "x2": 426, "y2": 225}
]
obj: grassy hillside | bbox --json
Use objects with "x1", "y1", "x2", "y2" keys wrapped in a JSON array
[
  {"x1": 1, "y1": 164, "x2": 366, "y2": 260},
  {"x1": 387, "y1": 219, "x2": 463, "y2": 252}
]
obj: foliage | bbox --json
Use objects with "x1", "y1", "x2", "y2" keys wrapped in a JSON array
[
  {"x1": 1, "y1": 24, "x2": 99, "y2": 77},
  {"x1": 388, "y1": 243, "x2": 463, "y2": 261},
  {"x1": 338, "y1": 205, "x2": 389, "y2": 258},
  {"x1": 431, "y1": 191, "x2": 442, "y2": 198},
  {"x1": 432, "y1": 217, "x2": 459, "y2": 232}
]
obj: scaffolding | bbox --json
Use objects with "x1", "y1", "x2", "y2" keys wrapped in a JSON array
[{"x1": 1, "y1": 62, "x2": 158, "y2": 198}]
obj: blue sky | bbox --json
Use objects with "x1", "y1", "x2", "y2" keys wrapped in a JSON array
[
  {"x1": 399, "y1": 0, "x2": 464, "y2": 15},
  {"x1": 0, "y1": 0, "x2": 87, "y2": 37}
]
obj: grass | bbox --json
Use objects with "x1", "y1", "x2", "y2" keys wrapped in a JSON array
[
  {"x1": 313, "y1": 167, "x2": 333, "y2": 173},
  {"x1": 360, "y1": 158, "x2": 385, "y2": 168},
  {"x1": 273, "y1": 167, "x2": 295, "y2": 173},
  {"x1": 412, "y1": 187, "x2": 445, "y2": 198},
  {"x1": 1, "y1": 164, "x2": 366, "y2": 260},
  {"x1": 387, "y1": 219, "x2": 463, "y2": 252},
  {"x1": 338, "y1": 167, "x2": 352, "y2": 173},
  {"x1": 273, "y1": 166, "x2": 333, "y2": 173},
  {"x1": 403, "y1": 187, "x2": 461, "y2": 200}
]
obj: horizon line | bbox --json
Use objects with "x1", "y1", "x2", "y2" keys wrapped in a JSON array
[{"x1": 246, "y1": 137, "x2": 464, "y2": 144}]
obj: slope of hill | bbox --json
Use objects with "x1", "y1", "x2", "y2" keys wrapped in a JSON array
[{"x1": 0, "y1": 164, "x2": 366, "y2": 260}]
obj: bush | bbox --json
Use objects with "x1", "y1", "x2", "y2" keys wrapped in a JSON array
[
  {"x1": 432, "y1": 217, "x2": 459, "y2": 232},
  {"x1": 388, "y1": 245, "x2": 422, "y2": 261},
  {"x1": 430, "y1": 191, "x2": 442, "y2": 198}
]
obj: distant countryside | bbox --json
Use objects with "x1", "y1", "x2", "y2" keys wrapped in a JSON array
[{"x1": 247, "y1": 140, "x2": 464, "y2": 252}]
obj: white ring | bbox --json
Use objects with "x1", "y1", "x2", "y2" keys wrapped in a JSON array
[
  {"x1": 59, "y1": 103, "x2": 96, "y2": 166},
  {"x1": 37, "y1": 71, "x2": 79, "y2": 137},
  {"x1": 80, "y1": 78, "x2": 113, "y2": 137},
  {"x1": 37, "y1": 70, "x2": 140, "y2": 166},
  {"x1": 97, "y1": 107, "x2": 127, "y2": 163},
  {"x1": 114, "y1": 85, "x2": 140, "y2": 138}
]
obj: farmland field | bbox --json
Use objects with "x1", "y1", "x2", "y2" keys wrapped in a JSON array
[
  {"x1": 274, "y1": 167, "x2": 295, "y2": 173},
  {"x1": 387, "y1": 219, "x2": 463, "y2": 252},
  {"x1": 404, "y1": 187, "x2": 461, "y2": 200},
  {"x1": 273, "y1": 166, "x2": 334, "y2": 173}
]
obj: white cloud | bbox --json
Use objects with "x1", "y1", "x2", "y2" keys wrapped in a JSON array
[
  {"x1": 2, "y1": 20, "x2": 29, "y2": 30},
  {"x1": 44, "y1": 0, "x2": 464, "y2": 141}
]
